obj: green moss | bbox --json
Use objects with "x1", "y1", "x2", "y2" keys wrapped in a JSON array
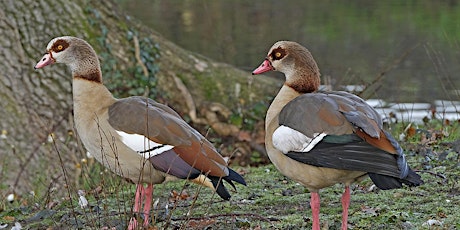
[{"x1": 82, "y1": 7, "x2": 161, "y2": 99}]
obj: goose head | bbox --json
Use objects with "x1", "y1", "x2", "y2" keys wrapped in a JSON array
[
  {"x1": 34, "y1": 36, "x2": 102, "y2": 82},
  {"x1": 34, "y1": 36, "x2": 100, "y2": 73},
  {"x1": 252, "y1": 41, "x2": 321, "y2": 93}
]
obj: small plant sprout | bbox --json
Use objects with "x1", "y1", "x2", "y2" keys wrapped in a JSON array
[
  {"x1": 47, "y1": 133, "x2": 55, "y2": 143},
  {"x1": 0, "y1": 129, "x2": 7, "y2": 139},
  {"x1": 78, "y1": 190, "x2": 88, "y2": 209},
  {"x1": 6, "y1": 193, "x2": 14, "y2": 203}
]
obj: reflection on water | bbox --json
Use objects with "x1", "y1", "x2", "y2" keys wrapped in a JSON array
[{"x1": 117, "y1": 0, "x2": 460, "y2": 103}]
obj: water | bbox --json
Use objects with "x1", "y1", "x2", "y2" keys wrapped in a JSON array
[{"x1": 116, "y1": 0, "x2": 460, "y2": 103}]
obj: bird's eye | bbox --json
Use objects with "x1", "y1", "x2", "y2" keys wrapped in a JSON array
[
  {"x1": 271, "y1": 47, "x2": 285, "y2": 60},
  {"x1": 57, "y1": 45, "x2": 63, "y2": 50}
]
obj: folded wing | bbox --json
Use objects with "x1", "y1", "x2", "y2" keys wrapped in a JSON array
[{"x1": 277, "y1": 91, "x2": 422, "y2": 189}]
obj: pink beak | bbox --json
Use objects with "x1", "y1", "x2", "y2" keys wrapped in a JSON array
[
  {"x1": 34, "y1": 53, "x2": 55, "y2": 69},
  {"x1": 252, "y1": 59, "x2": 274, "y2": 75}
]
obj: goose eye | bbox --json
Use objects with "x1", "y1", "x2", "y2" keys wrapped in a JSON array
[
  {"x1": 57, "y1": 45, "x2": 63, "y2": 50},
  {"x1": 271, "y1": 47, "x2": 285, "y2": 60}
]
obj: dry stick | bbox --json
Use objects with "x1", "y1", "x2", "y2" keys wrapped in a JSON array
[
  {"x1": 11, "y1": 111, "x2": 68, "y2": 191},
  {"x1": 179, "y1": 135, "x2": 213, "y2": 228},
  {"x1": 42, "y1": 173, "x2": 63, "y2": 226},
  {"x1": 93, "y1": 117, "x2": 112, "y2": 229},
  {"x1": 424, "y1": 43, "x2": 459, "y2": 99},
  {"x1": 163, "y1": 173, "x2": 194, "y2": 229},
  {"x1": 423, "y1": 43, "x2": 460, "y2": 120},
  {"x1": 22, "y1": 109, "x2": 80, "y2": 227},
  {"x1": 44, "y1": 175, "x2": 61, "y2": 203},
  {"x1": 85, "y1": 117, "x2": 120, "y2": 228},
  {"x1": 414, "y1": 170, "x2": 448, "y2": 183},
  {"x1": 44, "y1": 114, "x2": 97, "y2": 228},
  {"x1": 78, "y1": 164, "x2": 100, "y2": 228},
  {"x1": 165, "y1": 130, "x2": 220, "y2": 229},
  {"x1": 74, "y1": 137, "x2": 111, "y2": 230},
  {"x1": 48, "y1": 130, "x2": 79, "y2": 228},
  {"x1": 179, "y1": 172, "x2": 212, "y2": 230},
  {"x1": 180, "y1": 130, "x2": 242, "y2": 229},
  {"x1": 67, "y1": 118, "x2": 104, "y2": 230},
  {"x1": 358, "y1": 44, "x2": 420, "y2": 98},
  {"x1": 95, "y1": 116, "x2": 132, "y2": 228},
  {"x1": 163, "y1": 153, "x2": 205, "y2": 229}
]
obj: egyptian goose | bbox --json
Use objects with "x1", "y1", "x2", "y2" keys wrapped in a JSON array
[
  {"x1": 252, "y1": 41, "x2": 422, "y2": 230},
  {"x1": 34, "y1": 36, "x2": 246, "y2": 229}
]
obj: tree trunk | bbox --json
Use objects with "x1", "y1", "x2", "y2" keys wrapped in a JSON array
[{"x1": 0, "y1": 0, "x2": 279, "y2": 196}]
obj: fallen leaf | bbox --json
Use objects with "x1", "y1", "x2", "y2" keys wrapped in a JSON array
[
  {"x1": 406, "y1": 126, "x2": 416, "y2": 138},
  {"x1": 3, "y1": 216, "x2": 15, "y2": 222},
  {"x1": 169, "y1": 190, "x2": 191, "y2": 202},
  {"x1": 438, "y1": 212, "x2": 447, "y2": 218},
  {"x1": 237, "y1": 130, "x2": 252, "y2": 142}
]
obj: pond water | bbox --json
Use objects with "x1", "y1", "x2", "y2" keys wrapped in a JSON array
[{"x1": 117, "y1": 0, "x2": 460, "y2": 104}]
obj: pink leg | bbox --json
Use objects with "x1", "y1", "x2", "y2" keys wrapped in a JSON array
[
  {"x1": 142, "y1": 184, "x2": 154, "y2": 227},
  {"x1": 310, "y1": 192, "x2": 321, "y2": 230},
  {"x1": 128, "y1": 184, "x2": 144, "y2": 230},
  {"x1": 341, "y1": 186, "x2": 351, "y2": 230}
]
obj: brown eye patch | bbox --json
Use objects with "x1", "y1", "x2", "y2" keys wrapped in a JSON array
[
  {"x1": 271, "y1": 47, "x2": 286, "y2": 60},
  {"x1": 51, "y1": 39, "x2": 69, "y2": 53}
]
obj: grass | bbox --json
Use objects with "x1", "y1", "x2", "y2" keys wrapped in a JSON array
[{"x1": 1, "y1": 120, "x2": 459, "y2": 229}]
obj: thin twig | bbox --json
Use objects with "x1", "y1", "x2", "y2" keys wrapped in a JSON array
[
  {"x1": 414, "y1": 170, "x2": 448, "y2": 183},
  {"x1": 359, "y1": 44, "x2": 419, "y2": 97},
  {"x1": 48, "y1": 129, "x2": 79, "y2": 227},
  {"x1": 12, "y1": 110, "x2": 68, "y2": 190}
]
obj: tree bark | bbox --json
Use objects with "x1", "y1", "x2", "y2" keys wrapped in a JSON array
[{"x1": 0, "y1": 0, "x2": 279, "y2": 196}]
